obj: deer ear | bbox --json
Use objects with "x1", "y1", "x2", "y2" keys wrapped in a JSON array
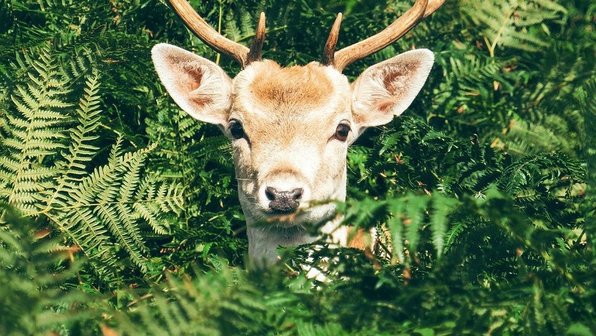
[
  {"x1": 151, "y1": 43, "x2": 232, "y2": 125},
  {"x1": 352, "y1": 49, "x2": 434, "y2": 128}
]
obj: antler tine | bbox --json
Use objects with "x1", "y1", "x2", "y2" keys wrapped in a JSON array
[
  {"x1": 247, "y1": 12, "x2": 266, "y2": 64},
  {"x1": 422, "y1": 0, "x2": 446, "y2": 18},
  {"x1": 167, "y1": 0, "x2": 251, "y2": 67},
  {"x1": 322, "y1": 13, "x2": 343, "y2": 66},
  {"x1": 330, "y1": 0, "x2": 446, "y2": 72}
]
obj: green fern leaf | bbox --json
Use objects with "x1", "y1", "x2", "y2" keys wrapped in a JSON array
[
  {"x1": 388, "y1": 199, "x2": 406, "y2": 264},
  {"x1": 463, "y1": 0, "x2": 566, "y2": 56},
  {"x1": 430, "y1": 193, "x2": 460, "y2": 257},
  {"x1": 0, "y1": 45, "x2": 72, "y2": 211},
  {"x1": 1, "y1": 45, "x2": 184, "y2": 280},
  {"x1": 404, "y1": 194, "x2": 429, "y2": 253}
]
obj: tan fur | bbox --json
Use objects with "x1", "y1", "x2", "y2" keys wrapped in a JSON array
[
  {"x1": 151, "y1": 43, "x2": 435, "y2": 266},
  {"x1": 265, "y1": 166, "x2": 302, "y2": 179},
  {"x1": 347, "y1": 227, "x2": 370, "y2": 250},
  {"x1": 231, "y1": 61, "x2": 349, "y2": 155},
  {"x1": 250, "y1": 61, "x2": 334, "y2": 110}
]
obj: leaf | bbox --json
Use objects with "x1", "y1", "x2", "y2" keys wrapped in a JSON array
[
  {"x1": 430, "y1": 193, "x2": 460, "y2": 256},
  {"x1": 405, "y1": 194, "x2": 429, "y2": 253}
]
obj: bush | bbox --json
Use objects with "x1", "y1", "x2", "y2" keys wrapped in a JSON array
[{"x1": 0, "y1": 0, "x2": 592, "y2": 334}]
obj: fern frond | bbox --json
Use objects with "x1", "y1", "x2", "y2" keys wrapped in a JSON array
[
  {"x1": 0, "y1": 45, "x2": 70, "y2": 214},
  {"x1": 499, "y1": 118, "x2": 573, "y2": 156},
  {"x1": 0, "y1": 204, "x2": 90, "y2": 335},
  {"x1": 59, "y1": 144, "x2": 154, "y2": 272},
  {"x1": 1, "y1": 45, "x2": 184, "y2": 279},
  {"x1": 405, "y1": 194, "x2": 430, "y2": 253},
  {"x1": 112, "y1": 266, "x2": 266, "y2": 335},
  {"x1": 42, "y1": 70, "x2": 101, "y2": 212},
  {"x1": 430, "y1": 193, "x2": 460, "y2": 256},
  {"x1": 387, "y1": 199, "x2": 406, "y2": 263},
  {"x1": 56, "y1": 208, "x2": 110, "y2": 252},
  {"x1": 463, "y1": 0, "x2": 566, "y2": 56},
  {"x1": 444, "y1": 220, "x2": 470, "y2": 253},
  {"x1": 295, "y1": 322, "x2": 348, "y2": 336}
]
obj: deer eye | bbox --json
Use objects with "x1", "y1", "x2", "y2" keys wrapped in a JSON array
[
  {"x1": 334, "y1": 123, "x2": 351, "y2": 142},
  {"x1": 229, "y1": 119, "x2": 245, "y2": 140}
]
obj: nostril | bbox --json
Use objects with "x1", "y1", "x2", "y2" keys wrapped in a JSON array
[
  {"x1": 291, "y1": 188, "x2": 303, "y2": 200},
  {"x1": 265, "y1": 187, "x2": 277, "y2": 201},
  {"x1": 264, "y1": 186, "x2": 303, "y2": 214}
]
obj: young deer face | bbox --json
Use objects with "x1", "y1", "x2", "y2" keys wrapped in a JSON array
[
  {"x1": 152, "y1": 0, "x2": 443, "y2": 265},
  {"x1": 230, "y1": 61, "x2": 353, "y2": 226}
]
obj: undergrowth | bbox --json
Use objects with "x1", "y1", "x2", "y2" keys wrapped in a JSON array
[{"x1": 0, "y1": 0, "x2": 593, "y2": 335}]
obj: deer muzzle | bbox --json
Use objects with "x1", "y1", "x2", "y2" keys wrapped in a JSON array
[{"x1": 265, "y1": 187, "x2": 303, "y2": 214}]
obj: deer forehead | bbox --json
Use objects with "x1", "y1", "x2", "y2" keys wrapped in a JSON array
[{"x1": 231, "y1": 60, "x2": 352, "y2": 142}]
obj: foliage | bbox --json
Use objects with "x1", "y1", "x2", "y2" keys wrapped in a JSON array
[
  {"x1": 0, "y1": 203, "x2": 94, "y2": 335},
  {"x1": 0, "y1": 0, "x2": 593, "y2": 335},
  {"x1": 0, "y1": 42, "x2": 184, "y2": 286}
]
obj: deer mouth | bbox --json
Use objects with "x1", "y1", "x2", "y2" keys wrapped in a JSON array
[
  {"x1": 264, "y1": 212, "x2": 300, "y2": 223},
  {"x1": 259, "y1": 202, "x2": 337, "y2": 228}
]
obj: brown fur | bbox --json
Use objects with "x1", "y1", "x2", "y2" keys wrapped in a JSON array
[
  {"x1": 265, "y1": 166, "x2": 301, "y2": 179},
  {"x1": 375, "y1": 98, "x2": 395, "y2": 113},
  {"x1": 184, "y1": 65, "x2": 204, "y2": 91},
  {"x1": 383, "y1": 62, "x2": 417, "y2": 95},
  {"x1": 352, "y1": 111, "x2": 367, "y2": 126},
  {"x1": 372, "y1": 61, "x2": 419, "y2": 114},
  {"x1": 250, "y1": 61, "x2": 334, "y2": 109},
  {"x1": 190, "y1": 95, "x2": 212, "y2": 108},
  {"x1": 180, "y1": 64, "x2": 214, "y2": 108},
  {"x1": 347, "y1": 227, "x2": 370, "y2": 250}
]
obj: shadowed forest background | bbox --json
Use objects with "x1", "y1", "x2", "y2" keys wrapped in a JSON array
[{"x1": 0, "y1": 0, "x2": 593, "y2": 334}]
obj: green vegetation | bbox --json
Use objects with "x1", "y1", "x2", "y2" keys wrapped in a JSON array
[{"x1": 0, "y1": 0, "x2": 593, "y2": 334}]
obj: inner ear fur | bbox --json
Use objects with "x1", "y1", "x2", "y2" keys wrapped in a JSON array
[
  {"x1": 351, "y1": 49, "x2": 434, "y2": 128},
  {"x1": 151, "y1": 43, "x2": 232, "y2": 125}
]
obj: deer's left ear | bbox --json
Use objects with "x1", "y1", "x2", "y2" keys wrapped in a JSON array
[{"x1": 351, "y1": 49, "x2": 434, "y2": 128}]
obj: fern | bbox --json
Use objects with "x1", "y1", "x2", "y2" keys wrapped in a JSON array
[
  {"x1": 295, "y1": 322, "x2": 348, "y2": 336},
  {"x1": 429, "y1": 193, "x2": 460, "y2": 256},
  {"x1": 41, "y1": 68, "x2": 102, "y2": 214},
  {"x1": 387, "y1": 199, "x2": 406, "y2": 264},
  {"x1": 0, "y1": 45, "x2": 184, "y2": 282},
  {"x1": 349, "y1": 192, "x2": 460, "y2": 264},
  {"x1": 443, "y1": 219, "x2": 470, "y2": 253},
  {"x1": 0, "y1": 204, "x2": 91, "y2": 335},
  {"x1": 110, "y1": 266, "x2": 267, "y2": 336},
  {"x1": 463, "y1": 0, "x2": 566, "y2": 56},
  {"x1": 0, "y1": 0, "x2": 592, "y2": 334},
  {"x1": 0, "y1": 45, "x2": 69, "y2": 215}
]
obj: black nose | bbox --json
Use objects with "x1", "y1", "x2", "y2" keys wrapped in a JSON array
[{"x1": 265, "y1": 187, "x2": 303, "y2": 214}]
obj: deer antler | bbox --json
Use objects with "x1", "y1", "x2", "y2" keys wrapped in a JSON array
[
  {"x1": 324, "y1": 0, "x2": 446, "y2": 72},
  {"x1": 167, "y1": 0, "x2": 265, "y2": 68},
  {"x1": 248, "y1": 12, "x2": 267, "y2": 63}
]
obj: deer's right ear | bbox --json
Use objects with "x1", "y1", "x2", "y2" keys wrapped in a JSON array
[{"x1": 151, "y1": 43, "x2": 232, "y2": 125}]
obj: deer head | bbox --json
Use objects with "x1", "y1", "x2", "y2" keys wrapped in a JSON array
[{"x1": 152, "y1": 0, "x2": 445, "y2": 266}]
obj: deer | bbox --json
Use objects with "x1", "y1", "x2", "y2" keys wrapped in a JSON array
[{"x1": 151, "y1": 0, "x2": 445, "y2": 267}]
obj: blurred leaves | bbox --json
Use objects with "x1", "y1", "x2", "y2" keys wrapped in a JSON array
[{"x1": 0, "y1": 0, "x2": 592, "y2": 335}]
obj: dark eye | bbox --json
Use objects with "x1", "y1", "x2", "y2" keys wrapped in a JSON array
[
  {"x1": 334, "y1": 123, "x2": 351, "y2": 142},
  {"x1": 229, "y1": 119, "x2": 245, "y2": 140}
]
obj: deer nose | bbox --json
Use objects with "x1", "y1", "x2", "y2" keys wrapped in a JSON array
[{"x1": 264, "y1": 187, "x2": 303, "y2": 214}]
